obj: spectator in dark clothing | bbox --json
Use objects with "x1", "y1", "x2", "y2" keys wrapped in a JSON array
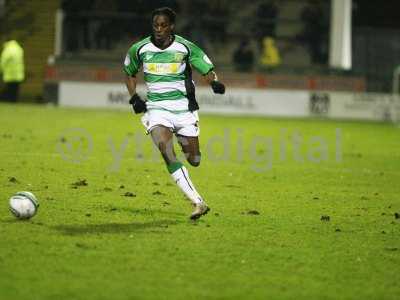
[
  {"x1": 205, "y1": 0, "x2": 229, "y2": 43},
  {"x1": 233, "y1": 39, "x2": 254, "y2": 72},
  {"x1": 61, "y1": 0, "x2": 92, "y2": 51},
  {"x1": 254, "y1": 0, "x2": 279, "y2": 48},
  {"x1": 118, "y1": 0, "x2": 180, "y2": 40},
  {"x1": 183, "y1": 0, "x2": 209, "y2": 48},
  {"x1": 298, "y1": 0, "x2": 328, "y2": 64},
  {"x1": 182, "y1": 18, "x2": 208, "y2": 51},
  {"x1": 91, "y1": 0, "x2": 118, "y2": 50}
]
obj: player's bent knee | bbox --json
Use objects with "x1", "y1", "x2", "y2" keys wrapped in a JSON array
[
  {"x1": 188, "y1": 154, "x2": 201, "y2": 167},
  {"x1": 189, "y1": 160, "x2": 200, "y2": 167}
]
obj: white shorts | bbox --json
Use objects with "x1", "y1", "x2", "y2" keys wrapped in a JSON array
[{"x1": 141, "y1": 110, "x2": 200, "y2": 137}]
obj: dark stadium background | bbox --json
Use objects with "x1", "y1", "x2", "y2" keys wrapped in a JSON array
[{"x1": 1, "y1": 0, "x2": 400, "y2": 101}]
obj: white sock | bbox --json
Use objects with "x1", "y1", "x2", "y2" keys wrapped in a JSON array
[{"x1": 171, "y1": 166, "x2": 203, "y2": 205}]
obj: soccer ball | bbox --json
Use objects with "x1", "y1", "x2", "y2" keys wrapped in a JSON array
[{"x1": 9, "y1": 191, "x2": 39, "y2": 219}]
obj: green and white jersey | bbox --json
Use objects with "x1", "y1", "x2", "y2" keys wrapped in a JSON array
[{"x1": 123, "y1": 35, "x2": 214, "y2": 113}]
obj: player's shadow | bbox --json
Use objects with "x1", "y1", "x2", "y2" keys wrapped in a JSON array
[
  {"x1": 112, "y1": 207, "x2": 186, "y2": 218},
  {"x1": 53, "y1": 219, "x2": 178, "y2": 236}
]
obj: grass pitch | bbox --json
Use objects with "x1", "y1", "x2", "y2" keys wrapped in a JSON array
[{"x1": 0, "y1": 103, "x2": 399, "y2": 300}]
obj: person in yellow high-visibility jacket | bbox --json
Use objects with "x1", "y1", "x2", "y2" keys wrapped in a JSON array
[
  {"x1": 260, "y1": 37, "x2": 281, "y2": 68},
  {"x1": 0, "y1": 39, "x2": 25, "y2": 102}
]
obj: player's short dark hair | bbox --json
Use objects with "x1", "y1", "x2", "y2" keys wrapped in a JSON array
[{"x1": 151, "y1": 7, "x2": 176, "y2": 24}]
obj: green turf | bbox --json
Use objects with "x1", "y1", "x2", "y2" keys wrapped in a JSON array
[{"x1": 0, "y1": 103, "x2": 399, "y2": 300}]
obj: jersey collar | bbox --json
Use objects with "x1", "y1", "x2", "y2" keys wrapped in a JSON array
[{"x1": 150, "y1": 34, "x2": 175, "y2": 50}]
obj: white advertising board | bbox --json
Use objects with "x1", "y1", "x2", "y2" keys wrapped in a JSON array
[
  {"x1": 309, "y1": 91, "x2": 400, "y2": 122},
  {"x1": 58, "y1": 81, "x2": 400, "y2": 122},
  {"x1": 59, "y1": 81, "x2": 142, "y2": 108},
  {"x1": 58, "y1": 81, "x2": 310, "y2": 117},
  {"x1": 195, "y1": 87, "x2": 310, "y2": 117}
]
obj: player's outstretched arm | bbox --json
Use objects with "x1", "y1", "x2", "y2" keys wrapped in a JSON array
[
  {"x1": 204, "y1": 71, "x2": 225, "y2": 94},
  {"x1": 125, "y1": 75, "x2": 137, "y2": 96},
  {"x1": 125, "y1": 75, "x2": 147, "y2": 114}
]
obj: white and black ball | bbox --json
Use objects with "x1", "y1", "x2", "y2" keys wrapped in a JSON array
[{"x1": 9, "y1": 191, "x2": 39, "y2": 219}]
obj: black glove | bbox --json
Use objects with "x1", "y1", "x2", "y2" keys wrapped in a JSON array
[
  {"x1": 129, "y1": 94, "x2": 147, "y2": 114},
  {"x1": 211, "y1": 81, "x2": 226, "y2": 94}
]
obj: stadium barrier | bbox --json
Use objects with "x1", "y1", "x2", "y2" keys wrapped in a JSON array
[{"x1": 56, "y1": 81, "x2": 400, "y2": 122}]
